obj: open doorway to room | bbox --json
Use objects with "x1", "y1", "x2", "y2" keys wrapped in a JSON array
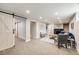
[
  {"x1": 30, "y1": 21, "x2": 37, "y2": 39},
  {"x1": 63, "y1": 23, "x2": 69, "y2": 33}
]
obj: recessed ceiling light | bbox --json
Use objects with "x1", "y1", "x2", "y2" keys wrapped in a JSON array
[
  {"x1": 26, "y1": 10, "x2": 30, "y2": 14},
  {"x1": 40, "y1": 16, "x2": 43, "y2": 19},
  {"x1": 54, "y1": 12, "x2": 58, "y2": 15}
]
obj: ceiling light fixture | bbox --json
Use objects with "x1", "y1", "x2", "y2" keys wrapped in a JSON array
[
  {"x1": 26, "y1": 10, "x2": 30, "y2": 14},
  {"x1": 54, "y1": 12, "x2": 58, "y2": 15},
  {"x1": 40, "y1": 16, "x2": 43, "y2": 19}
]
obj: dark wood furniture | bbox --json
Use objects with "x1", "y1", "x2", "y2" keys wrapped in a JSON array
[{"x1": 58, "y1": 34, "x2": 68, "y2": 48}]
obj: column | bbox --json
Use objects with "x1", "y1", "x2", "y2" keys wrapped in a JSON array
[{"x1": 26, "y1": 20, "x2": 31, "y2": 42}]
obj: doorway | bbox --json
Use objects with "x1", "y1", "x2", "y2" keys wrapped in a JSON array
[{"x1": 30, "y1": 21, "x2": 36, "y2": 39}]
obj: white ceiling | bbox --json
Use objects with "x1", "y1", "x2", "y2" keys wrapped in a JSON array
[{"x1": 0, "y1": 3, "x2": 79, "y2": 24}]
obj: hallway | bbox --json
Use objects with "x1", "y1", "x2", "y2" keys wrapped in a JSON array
[{"x1": 0, "y1": 37, "x2": 78, "y2": 55}]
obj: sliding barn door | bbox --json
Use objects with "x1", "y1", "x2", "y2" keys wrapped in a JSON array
[{"x1": 0, "y1": 13, "x2": 15, "y2": 51}]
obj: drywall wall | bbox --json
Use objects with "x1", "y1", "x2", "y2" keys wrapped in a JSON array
[
  {"x1": 36, "y1": 22, "x2": 40, "y2": 39},
  {"x1": 26, "y1": 20, "x2": 44, "y2": 41},
  {"x1": 40, "y1": 23, "x2": 47, "y2": 34},
  {"x1": 29, "y1": 19, "x2": 48, "y2": 39},
  {"x1": 26, "y1": 19, "x2": 31, "y2": 42},
  {"x1": 69, "y1": 13, "x2": 79, "y2": 53},
  {"x1": 0, "y1": 13, "x2": 15, "y2": 51},
  {"x1": 69, "y1": 16, "x2": 76, "y2": 35},
  {"x1": 18, "y1": 20, "x2": 26, "y2": 40},
  {"x1": 35, "y1": 22, "x2": 47, "y2": 39},
  {"x1": 75, "y1": 13, "x2": 79, "y2": 53},
  {"x1": 15, "y1": 17, "x2": 26, "y2": 40}
]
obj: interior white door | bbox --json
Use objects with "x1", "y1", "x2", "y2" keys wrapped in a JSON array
[{"x1": 0, "y1": 13, "x2": 15, "y2": 51}]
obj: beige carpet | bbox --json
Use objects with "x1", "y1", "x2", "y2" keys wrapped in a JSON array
[{"x1": 0, "y1": 37, "x2": 79, "y2": 55}]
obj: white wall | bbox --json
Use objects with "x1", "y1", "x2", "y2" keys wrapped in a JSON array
[
  {"x1": 0, "y1": 13, "x2": 15, "y2": 51},
  {"x1": 15, "y1": 17, "x2": 26, "y2": 40},
  {"x1": 29, "y1": 19, "x2": 48, "y2": 39},
  {"x1": 36, "y1": 22, "x2": 40, "y2": 39},
  {"x1": 40, "y1": 23, "x2": 47, "y2": 34},
  {"x1": 25, "y1": 19, "x2": 54, "y2": 40},
  {"x1": 75, "y1": 13, "x2": 79, "y2": 53},
  {"x1": 69, "y1": 16, "x2": 76, "y2": 35},
  {"x1": 26, "y1": 20, "x2": 41, "y2": 41},
  {"x1": 69, "y1": 13, "x2": 79, "y2": 53},
  {"x1": 18, "y1": 19, "x2": 26, "y2": 40},
  {"x1": 26, "y1": 19, "x2": 31, "y2": 42}
]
